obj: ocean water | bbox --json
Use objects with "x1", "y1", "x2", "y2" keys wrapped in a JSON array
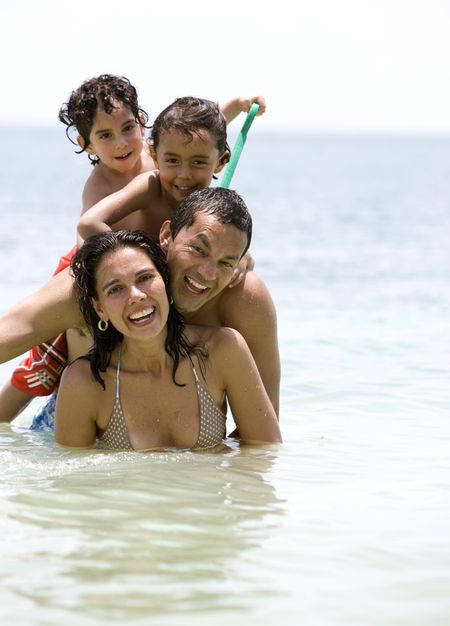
[{"x1": 0, "y1": 126, "x2": 449, "y2": 625}]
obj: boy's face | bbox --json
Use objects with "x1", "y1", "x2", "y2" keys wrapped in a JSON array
[
  {"x1": 159, "y1": 211, "x2": 248, "y2": 314},
  {"x1": 78, "y1": 101, "x2": 145, "y2": 173},
  {"x1": 150, "y1": 130, "x2": 228, "y2": 207}
]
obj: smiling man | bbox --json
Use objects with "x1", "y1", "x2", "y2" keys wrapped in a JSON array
[
  {"x1": 161, "y1": 188, "x2": 280, "y2": 414},
  {"x1": 0, "y1": 188, "x2": 280, "y2": 420}
]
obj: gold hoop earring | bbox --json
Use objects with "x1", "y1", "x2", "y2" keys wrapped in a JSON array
[{"x1": 98, "y1": 319, "x2": 109, "y2": 332}]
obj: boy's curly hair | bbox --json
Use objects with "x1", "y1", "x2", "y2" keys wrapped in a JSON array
[{"x1": 58, "y1": 74, "x2": 149, "y2": 164}]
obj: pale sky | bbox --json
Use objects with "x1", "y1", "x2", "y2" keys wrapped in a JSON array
[{"x1": 1, "y1": 0, "x2": 450, "y2": 134}]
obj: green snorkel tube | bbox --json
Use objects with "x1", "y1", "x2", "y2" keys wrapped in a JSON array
[{"x1": 219, "y1": 102, "x2": 260, "y2": 189}]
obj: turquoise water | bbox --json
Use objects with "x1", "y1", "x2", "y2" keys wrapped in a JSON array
[{"x1": 0, "y1": 128, "x2": 449, "y2": 625}]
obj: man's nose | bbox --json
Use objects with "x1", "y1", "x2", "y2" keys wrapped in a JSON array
[{"x1": 197, "y1": 258, "x2": 217, "y2": 280}]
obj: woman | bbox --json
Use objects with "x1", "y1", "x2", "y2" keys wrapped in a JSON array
[{"x1": 54, "y1": 230, "x2": 281, "y2": 450}]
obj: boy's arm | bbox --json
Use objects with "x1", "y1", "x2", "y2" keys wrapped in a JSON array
[
  {"x1": 220, "y1": 96, "x2": 266, "y2": 124},
  {"x1": 0, "y1": 267, "x2": 83, "y2": 364},
  {"x1": 77, "y1": 171, "x2": 160, "y2": 243},
  {"x1": 219, "y1": 272, "x2": 280, "y2": 416},
  {"x1": 228, "y1": 250, "x2": 255, "y2": 288}
]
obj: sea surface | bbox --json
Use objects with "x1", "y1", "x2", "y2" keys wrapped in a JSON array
[{"x1": 0, "y1": 126, "x2": 449, "y2": 625}]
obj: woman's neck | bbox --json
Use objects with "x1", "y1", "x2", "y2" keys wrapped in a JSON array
[{"x1": 118, "y1": 333, "x2": 172, "y2": 375}]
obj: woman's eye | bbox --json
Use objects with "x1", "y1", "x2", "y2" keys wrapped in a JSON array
[{"x1": 99, "y1": 132, "x2": 111, "y2": 140}]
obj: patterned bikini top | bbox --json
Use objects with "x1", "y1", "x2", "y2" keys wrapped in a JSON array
[{"x1": 98, "y1": 356, "x2": 227, "y2": 451}]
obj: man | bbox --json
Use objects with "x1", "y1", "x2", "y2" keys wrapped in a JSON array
[{"x1": 0, "y1": 188, "x2": 280, "y2": 420}]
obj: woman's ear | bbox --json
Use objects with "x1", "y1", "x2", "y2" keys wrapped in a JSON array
[
  {"x1": 91, "y1": 298, "x2": 106, "y2": 321},
  {"x1": 159, "y1": 221, "x2": 172, "y2": 252}
]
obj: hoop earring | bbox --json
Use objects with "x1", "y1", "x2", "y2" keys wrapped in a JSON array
[{"x1": 98, "y1": 319, "x2": 109, "y2": 332}]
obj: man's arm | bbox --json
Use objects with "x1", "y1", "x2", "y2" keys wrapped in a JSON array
[
  {"x1": 218, "y1": 272, "x2": 280, "y2": 416},
  {"x1": 54, "y1": 359, "x2": 98, "y2": 448},
  {"x1": 0, "y1": 267, "x2": 83, "y2": 364}
]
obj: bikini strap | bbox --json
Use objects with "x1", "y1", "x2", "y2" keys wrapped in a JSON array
[
  {"x1": 115, "y1": 346, "x2": 122, "y2": 400},
  {"x1": 188, "y1": 355, "x2": 200, "y2": 383}
]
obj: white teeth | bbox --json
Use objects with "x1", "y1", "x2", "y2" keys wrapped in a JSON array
[
  {"x1": 186, "y1": 276, "x2": 207, "y2": 291},
  {"x1": 129, "y1": 307, "x2": 155, "y2": 320}
]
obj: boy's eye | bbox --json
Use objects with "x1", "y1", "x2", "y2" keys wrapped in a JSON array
[
  {"x1": 165, "y1": 157, "x2": 179, "y2": 164},
  {"x1": 193, "y1": 160, "x2": 208, "y2": 167},
  {"x1": 221, "y1": 261, "x2": 234, "y2": 269}
]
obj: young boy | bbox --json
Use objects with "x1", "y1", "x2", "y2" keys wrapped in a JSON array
[{"x1": 0, "y1": 83, "x2": 264, "y2": 423}]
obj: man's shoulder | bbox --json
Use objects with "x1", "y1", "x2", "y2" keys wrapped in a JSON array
[
  {"x1": 220, "y1": 271, "x2": 273, "y2": 305},
  {"x1": 217, "y1": 272, "x2": 276, "y2": 324}
]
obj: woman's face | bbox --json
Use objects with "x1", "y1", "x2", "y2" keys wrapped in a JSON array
[{"x1": 92, "y1": 246, "x2": 170, "y2": 340}]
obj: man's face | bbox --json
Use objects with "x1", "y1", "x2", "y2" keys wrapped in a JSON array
[{"x1": 160, "y1": 211, "x2": 248, "y2": 314}]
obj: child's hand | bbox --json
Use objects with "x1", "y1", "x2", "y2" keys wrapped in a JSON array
[
  {"x1": 229, "y1": 251, "x2": 255, "y2": 288},
  {"x1": 221, "y1": 96, "x2": 266, "y2": 124},
  {"x1": 240, "y1": 95, "x2": 266, "y2": 116}
]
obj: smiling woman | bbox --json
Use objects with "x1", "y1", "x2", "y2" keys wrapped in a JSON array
[{"x1": 54, "y1": 229, "x2": 281, "y2": 451}]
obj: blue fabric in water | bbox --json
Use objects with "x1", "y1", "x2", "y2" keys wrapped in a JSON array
[{"x1": 30, "y1": 393, "x2": 56, "y2": 431}]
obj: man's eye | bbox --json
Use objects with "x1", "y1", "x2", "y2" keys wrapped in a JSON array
[{"x1": 138, "y1": 273, "x2": 153, "y2": 283}]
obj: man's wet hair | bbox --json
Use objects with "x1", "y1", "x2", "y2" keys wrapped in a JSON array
[
  {"x1": 59, "y1": 74, "x2": 149, "y2": 164},
  {"x1": 170, "y1": 188, "x2": 252, "y2": 257}
]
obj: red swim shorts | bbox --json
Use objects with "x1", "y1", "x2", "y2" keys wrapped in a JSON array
[{"x1": 10, "y1": 246, "x2": 77, "y2": 396}]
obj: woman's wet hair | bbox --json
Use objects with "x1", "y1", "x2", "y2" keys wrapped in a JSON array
[
  {"x1": 151, "y1": 96, "x2": 230, "y2": 160},
  {"x1": 71, "y1": 230, "x2": 196, "y2": 388},
  {"x1": 170, "y1": 188, "x2": 252, "y2": 257},
  {"x1": 59, "y1": 74, "x2": 149, "y2": 165}
]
